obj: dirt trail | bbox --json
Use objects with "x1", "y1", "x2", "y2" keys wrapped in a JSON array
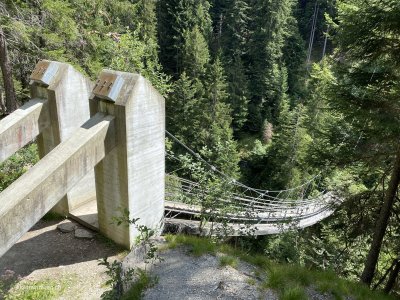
[{"x1": 0, "y1": 219, "x2": 122, "y2": 300}]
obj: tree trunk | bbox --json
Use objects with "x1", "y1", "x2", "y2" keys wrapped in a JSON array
[
  {"x1": 372, "y1": 257, "x2": 397, "y2": 290},
  {"x1": 360, "y1": 144, "x2": 400, "y2": 285},
  {"x1": 384, "y1": 257, "x2": 400, "y2": 294},
  {"x1": 0, "y1": 88, "x2": 5, "y2": 114},
  {"x1": 0, "y1": 27, "x2": 17, "y2": 113}
]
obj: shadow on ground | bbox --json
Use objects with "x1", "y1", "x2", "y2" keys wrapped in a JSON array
[{"x1": 0, "y1": 219, "x2": 121, "y2": 298}]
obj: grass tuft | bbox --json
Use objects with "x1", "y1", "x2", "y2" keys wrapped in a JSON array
[
  {"x1": 281, "y1": 285, "x2": 308, "y2": 300},
  {"x1": 264, "y1": 263, "x2": 397, "y2": 300},
  {"x1": 121, "y1": 269, "x2": 156, "y2": 300},
  {"x1": 219, "y1": 255, "x2": 238, "y2": 268},
  {"x1": 164, "y1": 234, "x2": 217, "y2": 256},
  {"x1": 241, "y1": 254, "x2": 270, "y2": 269}
]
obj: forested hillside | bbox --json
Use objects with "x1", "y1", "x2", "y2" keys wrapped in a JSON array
[{"x1": 0, "y1": 0, "x2": 399, "y2": 296}]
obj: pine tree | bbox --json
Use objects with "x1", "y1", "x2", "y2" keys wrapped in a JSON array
[
  {"x1": 182, "y1": 26, "x2": 210, "y2": 80},
  {"x1": 247, "y1": 0, "x2": 296, "y2": 130},
  {"x1": 167, "y1": 72, "x2": 201, "y2": 144},
  {"x1": 221, "y1": 0, "x2": 250, "y2": 132},
  {"x1": 226, "y1": 55, "x2": 249, "y2": 131},
  {"x1": 157, "y1": 0, "x2": 212, "y2": 77},
  {"x1": 204, "y1": 56, "x2": 240, "y2": 176},
  {"x1": 0, "y1": 27, "x2": 17, "y2": 113}
]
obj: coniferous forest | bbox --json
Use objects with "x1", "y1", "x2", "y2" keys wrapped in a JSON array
[{"x1": 1, "y1": 0, "x2": 400, "y2": 297}]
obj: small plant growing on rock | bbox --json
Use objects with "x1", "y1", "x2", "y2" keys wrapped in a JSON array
[
  {"x1": 112, "y1": 208, "x2": 162, "y2": 266},
  {"x1": 98, "y1": 258, "x2": 135, "y2": 300},
  {"x1": 99, "y1": 208, "x2": 162, "y2": 299}
]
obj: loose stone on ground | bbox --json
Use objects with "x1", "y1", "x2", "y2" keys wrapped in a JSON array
[
  {"x1": 57, "y1": 221, "x2": 76, "y2": 233},
  {"x1": 57, "y1": 220, "x2": 95, "y2": 239},
  {"x1": 74, "y1": 228, "x2": 95, "y2": 239}
]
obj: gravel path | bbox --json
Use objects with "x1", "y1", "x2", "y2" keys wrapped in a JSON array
[{"x1": 142, "y1": 246, "x2": 277, "y2": 300}]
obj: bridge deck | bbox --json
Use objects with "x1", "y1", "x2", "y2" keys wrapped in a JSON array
[{"x1": 67, "y1": 197, "x2": 337, "y2": 236}]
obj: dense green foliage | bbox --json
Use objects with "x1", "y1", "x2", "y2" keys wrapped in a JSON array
[
  {"x1": 1, "y1": 0, "x2": 400, "y2": 297},
  {"x1": 0, "y1": 144, "x2": 38, "y2": 192}
]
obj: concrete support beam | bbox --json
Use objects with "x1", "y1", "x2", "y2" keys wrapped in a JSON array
[
  {"x1": 30, "y1": 60, "x2": 96, "y2": 215},
  {"x1": 93, "y1": 71, "x2": 165, "y2": 249},
  {"x1": 0, "y1": 113, "x2": 115, "y2": 258},
  {"x1": 0, "y1": 98, "x2": 50, "y2": 163}
]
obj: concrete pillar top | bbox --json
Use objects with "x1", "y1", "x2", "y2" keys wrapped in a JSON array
[
  {"x1": 30, "y1": 60, "x2": 60, "y2": 86},
  {"x1": 91, "y1": 70, "x2": 163, "y2": 108}
]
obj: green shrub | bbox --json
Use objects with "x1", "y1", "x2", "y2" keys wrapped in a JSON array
[
  {"x1": 0, "y1": 143, "x2": 38, "y2": 192},
  {"x1": 121, "y1": 269, "x2": 156, "y2": 300}
]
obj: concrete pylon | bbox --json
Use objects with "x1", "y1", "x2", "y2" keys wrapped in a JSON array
[
  {"x1": 30, "y1": 60, "x2": 96, "y2": 215},
  {"x1": 91, "y1": 70, "x2": 165, "y2": 248},
  {"x1": 0, "y1": 113, "x2": 115, "y2": 258}
]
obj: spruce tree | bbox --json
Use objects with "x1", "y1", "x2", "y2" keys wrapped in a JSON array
[
  {"x1": 157, "y1": 0, "x2": 212, "y2": 77},
  {"x1": 226, "y1": 55, "x2": 249, "y2": 131},
  {"x1": 182, "y1": 26, "x2": 210, "y2": 80},
  {"x1": 246, "y1": 75, "x2": 311, "y2": 190},
  {"x1": 221, "y1": 0, "x2": 250, "y2": 132},
  {"x1": 167, "y1": 72, "x2": 200, "y2": 144},
  {"x1": 283, "y1": 4, "x2": 307, "y2": 101},
  {"x1": 204, "y1": 56, "x2": 240, "y2": 176},
  {"x1": 247, "y1": 0, "x2": 296, "y2": 130}
]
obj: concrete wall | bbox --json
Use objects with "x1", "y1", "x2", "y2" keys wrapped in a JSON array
[
  {"x1": 93, "y1": 71, "x2": 165, "y2": 248},
  {"x1": 30, "y1": 61, "x2": 97, "y2": 215}
]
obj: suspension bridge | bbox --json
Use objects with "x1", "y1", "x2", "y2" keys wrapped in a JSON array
[
  {"x1": 0, "y1": 61, "x2": 341, "y2": 258},
  {"x1": 162, "y1": 129, "x2": 340, "y2": 236}
]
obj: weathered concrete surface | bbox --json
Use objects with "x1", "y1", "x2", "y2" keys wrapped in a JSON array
[
  {"x1": 0, "y1": 98, "x2": 50, "y2": 163},
  {"x1": 69, "y1": 198, "x2": 99, "y2": 231},
  {"x1": 93, "y1": 71, "x2": 165, "y2": 249},
  {"x1": 0, "y1": 113, "x2": 115, "y2": 258},
  {"x1": 30, "y1": 61, "x2": 96, "y2": 215}
]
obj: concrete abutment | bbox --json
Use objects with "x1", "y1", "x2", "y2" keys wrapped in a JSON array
[{"x1": 0, "y1": 61, "x2": 165, "y2": 256}]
